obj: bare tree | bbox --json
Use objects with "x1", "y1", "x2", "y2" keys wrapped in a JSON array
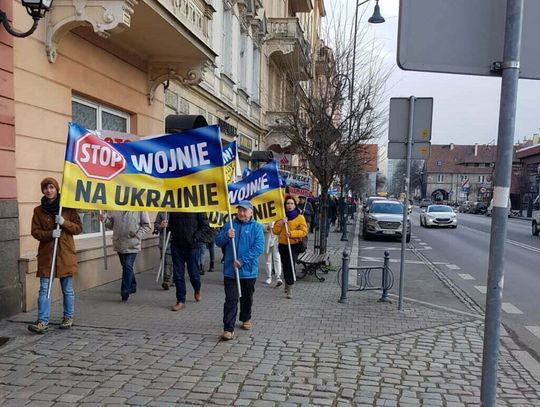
[{"x1": 265, "y1": 12, "x2": 392, "y2": 252}]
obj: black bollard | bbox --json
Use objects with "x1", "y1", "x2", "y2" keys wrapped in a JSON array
[
  {"x1": 379, "y1": 251, "x2": 392, "y2": 303},
  {"x1": 339, "y1": 251, "x2": 349, "y2": 304}
]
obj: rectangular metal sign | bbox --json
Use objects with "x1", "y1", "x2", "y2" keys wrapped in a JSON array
[
  {"x1": 397, "y1": 0, "x2": 540, "y2": 80},
  {"x1": 387, "y1": 142, "x2": 431, "y2": 160},
  {"x1": 388, "y1": 97, "x2": 434, "y2": 143}
]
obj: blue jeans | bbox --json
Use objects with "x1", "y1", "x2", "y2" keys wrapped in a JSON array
[
  {"x1": 118, "y1": 253, "x2": 137, "y2": 298},
  {"x1": 37, "y1": 276, "x2": 74, "y2": 324},
  {"x1": 171, "y1": 245, "x2": 201, "y2": 304}
]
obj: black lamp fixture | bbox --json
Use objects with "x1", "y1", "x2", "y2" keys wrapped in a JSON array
[
  {"x1": 367, "y1": 0, "x2": 385, "y2": 24},
  {"x1": 0, "y1": 0, "x2": 53, "y2": 38}
]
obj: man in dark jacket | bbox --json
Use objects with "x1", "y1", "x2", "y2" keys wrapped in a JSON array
[{"x1": 167, "y1": 212, "x2": 212, "y2": 311}]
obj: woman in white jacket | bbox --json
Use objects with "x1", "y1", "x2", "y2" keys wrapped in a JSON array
[{"x1": 264, "y1": 221, "x2": 283, "y2": 287}]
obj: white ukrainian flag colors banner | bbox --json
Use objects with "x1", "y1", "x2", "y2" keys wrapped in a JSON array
[{"x1": 60, "y1": 123, "x2": 230, "y2": 212}]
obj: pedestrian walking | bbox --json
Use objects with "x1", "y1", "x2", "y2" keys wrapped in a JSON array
[
  {"x1": 198, "y1": 228, "x2": 217, "y2": 274},
  {"x1": 298, "y1": 195, "x2": 313, "y2": 230},
  {"x1": 263, "y1": 221, "x2": 283, "y2": 287},
  {"x1": 272, "y1": 196, "x2": 308, "y2": 299},
  {"x1": 28, "y1": 177, "x2": 82, "y2": 334},
  {"x1": 167, "y1": 212, "x2": 212, "y2": 311},
  {"x1": 215, "y1": 201, "x2": 264, "y2": 340},
  {"x1": 154, "y1": 211, "x2": 173, "y2": 290},
  {"x1": 100, "y1": 211, "x2": 151, "y2": 302}
]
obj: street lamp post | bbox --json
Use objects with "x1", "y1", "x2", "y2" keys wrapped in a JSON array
[
  {"x1": 341, "y1": 0, "x2": 385, "y2": 242},
  {"x1": 0, "y1": 0, "x2": 53, "y2": 38}
]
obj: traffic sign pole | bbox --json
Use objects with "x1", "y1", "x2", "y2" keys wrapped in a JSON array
[
  {"x1": 481, "y1": 1, "x2": 524, "y2": 405},
  {"x1": 398, "y1": 96, "x2": 415, "y2": 311}
]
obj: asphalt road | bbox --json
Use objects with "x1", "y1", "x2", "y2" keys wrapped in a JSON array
[{"x1": 411, "y1": 209, "x2": 540, "y2": 360}]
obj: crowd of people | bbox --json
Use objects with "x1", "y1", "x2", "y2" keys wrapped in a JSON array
[{"x1": 28, "y1": 177, "x2": 313, "y2": 340}]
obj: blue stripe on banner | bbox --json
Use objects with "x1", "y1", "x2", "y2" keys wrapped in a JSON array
[
  {"x1": 65, "y1": 123, "x2": 224, "y2": 179},
  {"x1": 227, "y1": 160, "x2": 282, "y2": 204}
]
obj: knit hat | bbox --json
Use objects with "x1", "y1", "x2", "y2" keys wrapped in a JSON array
[{"x1": 40, "y1": 177, "x2": 60, "y2": 192}]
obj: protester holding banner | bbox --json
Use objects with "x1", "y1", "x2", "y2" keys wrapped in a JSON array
[
  {"x1": 100, "y1": 211, "x2": 151, "y2": 302},
  {"x1": 154, "y1": 212, "x2": 173, "y2": 290},
  {"x1": 263, "y1": 221, "x2": 283, "y2": 287},
  {"x1": 272, "y1": 196, "x2": 308, "y2": 299},
  {"x1": 28, "y1": 177, "x2": 82, "y2": 334},
  {"x1": 215, "y1": 201, "x2": 264, "y2": 340},
  {"x1": 167, "y1": 212, "x2": 212, "y2": 311}
]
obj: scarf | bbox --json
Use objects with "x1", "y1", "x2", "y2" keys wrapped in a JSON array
[
  {"x1": 41, "y1": 194, "x2": 60, "y2": 216},
  {"x1": 286, "y1": 208, "x2": 300, "y2": 220}
]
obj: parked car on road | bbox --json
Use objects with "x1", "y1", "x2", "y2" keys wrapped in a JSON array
[
  {"x1": 362, "y1": 200, "x2": 411, "y2": 242},
  {"x1": 420, "y1": 205, "x2": 457, "y2": 228},
  {"x1": 363, "y1": 195, "x2": 387, "y2": 211},
  {"x1": 419, "y1": 198, "x2": 432, "y2": 208},
  {"x1": 458, "y1": 201, "x2": 474, "y2": 213}
]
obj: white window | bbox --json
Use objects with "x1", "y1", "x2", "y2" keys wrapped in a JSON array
[
  {"x1": 251, "y1": 45, "x2": 261, "y2": 102},
  {"x1": 460, "y1": 175, "x2": 468, "y2": 181},
  {"x1": 221, "y1": 6, "x2": 233, "y2": 76},
  {"x1": 478, "y1": 175, "x2": 485, "y2": 183},
  {"x1": 71, "y1": 97, "x2": 130, "y2": 236},
  {"x1": 239, "y1": 31, "x2": 248, "y2": 90},
  {"x1": 437, "y1": 175, "x2": 444, "y2": 183}
]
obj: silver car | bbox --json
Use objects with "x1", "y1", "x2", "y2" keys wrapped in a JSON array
[
  {"x1": 420, "y1": 205, "x2": 457, "y2": 228},
  {"x1": 362, "y1": 200, "x2": 411, "y2": 242}
]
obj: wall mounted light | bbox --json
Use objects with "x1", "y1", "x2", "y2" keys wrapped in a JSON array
[{"x1": 0, "y1": 0, "x2": 53, "y2": 38}]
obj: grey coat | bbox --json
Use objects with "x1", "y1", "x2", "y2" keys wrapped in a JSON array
[{"x1": 104, "y1": 211, "x2": 151, "y2": 253}]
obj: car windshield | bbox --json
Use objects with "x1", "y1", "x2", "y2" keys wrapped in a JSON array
[
  {"x1": 371, "y1": 203, "x2": 403, "y2": 214},
  {"x1": 428, "y1": 205, "x2": 453, "y2": 213}
]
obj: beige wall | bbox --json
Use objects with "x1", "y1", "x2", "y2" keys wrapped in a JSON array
[{"x1": 13, "y1": 5, "x2": 165, "y2": 311}]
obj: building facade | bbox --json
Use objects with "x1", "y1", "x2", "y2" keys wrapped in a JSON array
[
  {"x1": 0, "y1": 0, "x2": 326, "y2": 317},
  {"x1": 424, "y1": 144, "x2": 497, "y2": 204}
]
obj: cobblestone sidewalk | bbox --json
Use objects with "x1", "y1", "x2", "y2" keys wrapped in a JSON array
[{"x1": 1, "y1": 218, "x2": 539, "y2": 406}]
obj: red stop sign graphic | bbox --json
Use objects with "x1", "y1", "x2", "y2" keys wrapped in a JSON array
[{"x1": 74, "y1": 133, "x2": 126, "y2": 180}]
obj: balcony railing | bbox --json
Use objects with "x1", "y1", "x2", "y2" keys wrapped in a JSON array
[{"x1": 267, "y1": 17, "x2": 311, "y2": 79}]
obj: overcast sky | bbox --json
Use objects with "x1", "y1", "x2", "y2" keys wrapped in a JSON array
[{"x1": 327, "y1": 0, "x2": 540, "y2": 146}]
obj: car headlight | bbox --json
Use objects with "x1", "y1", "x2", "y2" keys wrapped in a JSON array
[{"x1": 427, "y1": 214, "x2": 435, "y2": 219}]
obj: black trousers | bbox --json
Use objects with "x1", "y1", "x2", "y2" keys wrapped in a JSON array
[
  {"x1": 278, "y1": 244, "x2": 299, "y2": 286},
  {"x1": 223, "y1": 277, "x2": 256, "y2": 332}
]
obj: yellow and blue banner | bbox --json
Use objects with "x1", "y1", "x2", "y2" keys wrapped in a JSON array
[
  {"x1": 60, "y1": 123, "x2": 230, "y2": 212},
  {"x1": 208, "y1": 160, "x2": 286, "y2": 227},
  {"x1": 222, "y1": 140, "x2": 242, "y2": 183}
]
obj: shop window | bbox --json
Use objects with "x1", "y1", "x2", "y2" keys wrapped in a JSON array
[{"x1": 71, "y1": 97, "x2": 130, "y2": 237}]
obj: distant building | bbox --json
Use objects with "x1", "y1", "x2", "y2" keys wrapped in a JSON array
[{"x1": 424, "y1": 143, "x2": 497, "y2": 203}]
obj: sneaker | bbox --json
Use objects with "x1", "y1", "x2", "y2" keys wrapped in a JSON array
[
  {"x1": 59, "y1": 317, "x2": 73, "y2": 330},
  {"x1": 199, "y1": 269, "x2": 205, "y2": 276},
  {"x1": 121, "y1": 294, "x2": 129, "y2": 302},
  {"x1": 221, "y1": 331, "x2": 234, "y2": 340},
  {"x1": 265, "y1": 278, "x2": 272, "y2": 285},
  {"x1": 194, "y1": 291, "x2": 202, "y2": 302},
  {"x1": 162, "y1": 282, "x2": 169, "y2": 290},
  {"x1": 171, "y1": 302, "x2": 185, "y2": 311},
  {"x1": 28, "y1": 321, "x2": 48, "y2": 334},
  {"x1": 208, "y1": 267, "x2": 215, "y2": 273},
  {"x1": 276, "y1": 279, "x2": 283, "y2": 287},
  {"x1": 241, "y1": 320, "x2": 252, "y2": 330}
]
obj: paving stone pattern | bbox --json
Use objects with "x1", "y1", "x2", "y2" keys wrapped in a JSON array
[{"x1": 1, "y1": 222, "x2": 539, "y2": 406}]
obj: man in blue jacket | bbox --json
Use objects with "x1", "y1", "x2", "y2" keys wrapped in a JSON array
[{"x1": 215, "y1": 201, "x2": 264, "y2": 340}]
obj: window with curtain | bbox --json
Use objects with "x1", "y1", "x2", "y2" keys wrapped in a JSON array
[{"x1": 71, "y1": 97, "x2": 130, "y2": 236}]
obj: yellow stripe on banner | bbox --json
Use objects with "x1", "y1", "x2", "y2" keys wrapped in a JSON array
[{"x1": 60, "y1": 161, "x2": 229, "y2": 212}]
